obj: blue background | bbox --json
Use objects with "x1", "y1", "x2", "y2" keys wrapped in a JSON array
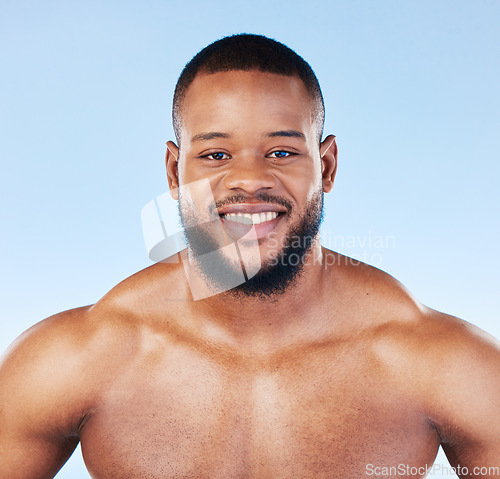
[{"x1": 1, "y1": 1, "x2": 498, "y2": 476}]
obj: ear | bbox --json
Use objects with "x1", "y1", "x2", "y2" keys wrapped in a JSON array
[
  {"x1": 319, "y1": 135, "x2": 337, "y2": 193},
  {"x1": 165, "y1": 141, "x2": 180, "y2": 200}
]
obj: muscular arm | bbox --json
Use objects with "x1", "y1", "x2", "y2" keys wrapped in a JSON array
[
  {"x1": 0, "y1": 308, "x2": 94, "y2": 479},
  {"x1": 425, "y1": 312, "x2": 500, "y2": 477}
]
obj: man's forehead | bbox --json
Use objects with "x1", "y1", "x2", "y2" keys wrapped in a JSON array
[{"x1": 179, "y1": 70, "x2": 317, "y2": 140}]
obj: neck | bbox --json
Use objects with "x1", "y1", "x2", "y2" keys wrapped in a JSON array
[{"x1": 186, "y1": 242, "x2": 331, "y2": 352}]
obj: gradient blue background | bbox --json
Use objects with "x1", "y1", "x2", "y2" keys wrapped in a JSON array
[{"x1": 1, "y1": 1, "x2": 498, "y2": 477}]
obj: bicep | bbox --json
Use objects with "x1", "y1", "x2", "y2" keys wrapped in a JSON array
[
  {"x1": 440, "y1": 385, "x2": 500, "y2": 478},
  {"x1": 440, "y1": 379, "x2": 500, "y2": 477},
  {"x1": 429, "y1": 318, "x2": 500, "y2": 476},
  {"x1": 0, "y1": 314, "x2": 90, "y2": 478},
  {"x1": 442, "y1": 442, "x2": 500, "y2": 478},
  {"x1": 0, "y1": 417, "x2": 79, "y2": 479}
]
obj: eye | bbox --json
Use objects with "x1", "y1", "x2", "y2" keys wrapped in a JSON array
[
  {"x1": 203, "y1": 152, "x2": 230, "y2": 161},
  {"x1": 268, "y1": 150, "x2": 294, "y2": 159}
]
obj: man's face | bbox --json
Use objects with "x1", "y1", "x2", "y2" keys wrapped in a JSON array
[{"x1": 169, "y1": 70, "x2": 335, "y2": 297}]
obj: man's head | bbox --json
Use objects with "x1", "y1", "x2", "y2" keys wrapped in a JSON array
[{"x1": 166, "y1": 34, "x2": 337, "y2": 299}]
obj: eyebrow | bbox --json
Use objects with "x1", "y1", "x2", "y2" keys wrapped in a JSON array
[
  {"x1": 191, "y1": 132, "x2": 231, "y2": 142},
  {"x1": 267, "y1": 130, "x2": 306, "y2": 140}
]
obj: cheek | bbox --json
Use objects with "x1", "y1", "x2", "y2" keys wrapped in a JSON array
[
  {"x1": 178, "y1": 159, "x2": 222, "y2": 190},
  {"x1": 288, "y1": 165, "x2": 322, "y2": 201},
  {"x1": 177, "y1": 155, "x2": 202, "y2": 183},
  {"x1": 306, "y1": 164, "x2": 325, "y2": 197}
]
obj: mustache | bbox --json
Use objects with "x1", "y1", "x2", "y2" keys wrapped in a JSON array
[{"x1": 214, "y1": 193, "x2": 293, "y2": 212}]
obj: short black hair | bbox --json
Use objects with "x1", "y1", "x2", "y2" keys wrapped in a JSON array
[{"x1": 172, "y1": 33, "x2": 325, "y2": 144}]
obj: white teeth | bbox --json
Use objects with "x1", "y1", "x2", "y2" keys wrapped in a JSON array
[
  {"x1": 223, "y1": 213, "x2": 252, "y2": 224},
  {"x1": 223, "y1": 211, "x2": 279, "y2": 225}
]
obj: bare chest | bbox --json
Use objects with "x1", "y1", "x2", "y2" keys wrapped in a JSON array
[{"x1": 80, "y1": 344, "x2": 439, "y2": 478}]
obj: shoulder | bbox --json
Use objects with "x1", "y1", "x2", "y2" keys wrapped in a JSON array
[
  {"x1": 0, "y1": 260, "x2": 188, "y2": 435},
  {"x1": 326, "y1": 251, "x2": 500, "y2": 442},
  {"x1": 329, "y1": 250, "x2": 500, "y2": 377},
  {"x1": 371, "y1": 306, "x2": 500, "y2": 450}
]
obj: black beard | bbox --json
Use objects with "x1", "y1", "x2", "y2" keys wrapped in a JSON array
[{"x1": 178, "y1": 190, "x2": 324, "y2": 300}]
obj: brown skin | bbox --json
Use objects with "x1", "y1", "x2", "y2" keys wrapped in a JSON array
[{"x1": 1, "y1": 71, "x2": 499, "y2": 479}]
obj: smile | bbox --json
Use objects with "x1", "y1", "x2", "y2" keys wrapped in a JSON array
[{"x1": 222, "y1": 212, "x2": 279, "y2": 225}]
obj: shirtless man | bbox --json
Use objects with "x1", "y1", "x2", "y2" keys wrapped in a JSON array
[{"x1": 1, "y1": 34, "x2": 499, "y2": 479}]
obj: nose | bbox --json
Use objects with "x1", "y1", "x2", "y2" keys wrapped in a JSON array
[{"x1": 223, "y1": 157, "x2": 277, "y2": 194}]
